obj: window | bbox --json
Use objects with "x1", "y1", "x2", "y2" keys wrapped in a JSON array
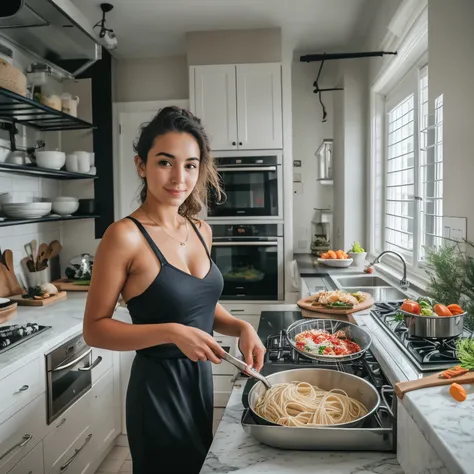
[{"x1": 380, "y1": 65, "x2": 442, "y2": 268}]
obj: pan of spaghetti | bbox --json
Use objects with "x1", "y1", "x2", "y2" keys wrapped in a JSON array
[
  {"x1": 247, "y1": 368, "x2": 380, "y2": 430},
  {"x1": 284, "y1": 318, "x2": 372, "y2": 363}
]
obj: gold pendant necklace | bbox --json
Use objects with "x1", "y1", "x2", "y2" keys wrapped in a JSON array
[{"x1": 142, "y1": 209, "x2": 189, "y2": 246}]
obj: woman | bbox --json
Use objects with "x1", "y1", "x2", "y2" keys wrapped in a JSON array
[{"x1": 83, "y1": 106, "x2": 265, "y2": 474}]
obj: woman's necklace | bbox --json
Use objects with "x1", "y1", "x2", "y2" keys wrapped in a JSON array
[{"x1": 142, "y1": 208, "x2": 189, "y2": 246}]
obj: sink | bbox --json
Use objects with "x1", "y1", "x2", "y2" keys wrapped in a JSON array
[
  {"x1": 334, "y1": 275, "x2": 392, "y2": 287},
  {"x1": 342, "y1": 287, "x2": 408, "y2": 302}
]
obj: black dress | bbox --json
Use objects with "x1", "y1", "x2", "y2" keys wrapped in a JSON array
[{"x1": 125, "y1": 216, "x2": 224, "y2": 474}]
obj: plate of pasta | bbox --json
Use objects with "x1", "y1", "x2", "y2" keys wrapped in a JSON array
[
  {"x1": 284, "y1": 319, "x2": 372, "y2": 362},
  {"x1": 247, "y1": 368, "x2": 380, "y2": 429}
]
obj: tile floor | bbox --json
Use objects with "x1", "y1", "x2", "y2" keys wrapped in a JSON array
[{"x1": 95, "y1": 409, "x2": 225, "y2": 473}]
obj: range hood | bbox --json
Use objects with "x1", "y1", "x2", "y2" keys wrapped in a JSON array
[{"x1": 0, "y1": 0, "x2": 102, "y2": 78}]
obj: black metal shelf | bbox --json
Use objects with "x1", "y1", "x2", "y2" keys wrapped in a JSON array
[
  {"x1": 0, "y1": 215, "x2": 99, "y2": 228},
  {"x1": 0, "y1": 87, "x2": 96, "y2": 131},
  {"x1": 0, "y1": 162, "x2": 97, "y2": 180}
]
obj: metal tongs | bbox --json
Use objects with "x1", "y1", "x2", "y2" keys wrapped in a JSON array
[{"x1": 221, "y1": 351, "x2": 272, "y2": 389}]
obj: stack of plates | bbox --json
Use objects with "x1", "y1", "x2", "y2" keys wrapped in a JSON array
[{"x1": 2, "y1": 202, "x2": 52, "y2": 219}]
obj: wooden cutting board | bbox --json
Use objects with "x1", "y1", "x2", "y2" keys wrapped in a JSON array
[
  {"x1": 395, "y1": 370, "x2": 474, "y2": 399},
  {"x1": 297, "y1": 292, "x2": 374, "y2": 316},
  {"x1": 0, "y1": 302, "x2": 18, "y2": 323},
  {"x1": 9, "y1": 291, "x2": 67, "y2": 306},
  {"x1": 0, "y1": 249, "x2": 23, "y2": 297},
  {"x1": 299, "y1": 309, "x2": 357, "y2": 324},
  {"x1": 52, "y1": 279, "x2": 90, "y2": 292}
]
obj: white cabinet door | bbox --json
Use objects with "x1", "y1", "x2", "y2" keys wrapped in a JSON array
[
  {"x1": 236, "y1": 63, "x2": 283, "y2": 150},
  {"x1": 191, "y1": 65, "x2": 238, "y2": 151},
  {"x1": 6, "y1": 441, "x2": 44, "y2": 474}
]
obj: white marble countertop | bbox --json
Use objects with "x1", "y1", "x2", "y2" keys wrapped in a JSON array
[{"x1": 200, "y1": 380, "x2": 403, "y2": 474}]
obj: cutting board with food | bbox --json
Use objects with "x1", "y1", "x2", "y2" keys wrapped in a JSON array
[
  {"x1": 52, "y1": 279, "x2": 90, "y2": 291},
  {"x1": 9, "y1": 284, "x2": 67, "y2": 306},
  {"x1": 297, "y1": 290, "x2": 374, "y2": 316}
]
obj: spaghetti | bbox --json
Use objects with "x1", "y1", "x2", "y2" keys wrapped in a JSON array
[{"x1": 254, "y1": 381, "x2": 368, "y2": 426}]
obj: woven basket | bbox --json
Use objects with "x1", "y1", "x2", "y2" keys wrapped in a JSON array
[{"x1": 0, "y1": 60, "x2": 27, "y2": 96}]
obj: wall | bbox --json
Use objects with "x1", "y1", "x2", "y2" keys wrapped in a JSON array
[
  {"x1": 114, "y1": 55, "x2": 189, "y2": 102},
  {"x1": 291, "y1": 58, "x2": 334, "y2": 253},
  {"x1": 428, "y1": 0, "x2": 474, "y2": 243},
  {"x1": 186, "y1": 28, "x2": 281, "y2": 65}
]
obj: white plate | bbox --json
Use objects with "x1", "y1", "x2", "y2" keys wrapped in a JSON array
[{"x1": 317, "y1": 258, "x2": 354, "y2": 268}]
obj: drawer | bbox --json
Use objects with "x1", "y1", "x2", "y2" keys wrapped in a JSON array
[
  {"x1": 213, "y1": 375, "x2": 234, "y2": 408},
  {"x1": 43, "y1": 390, "x2": 91, "y2": 470},
  {"x1": 0, "y1": 358, "x2": 42, "y2": 417},
  {"x1": 6, "y1": 441, "x2": 44, "y2": 474},
  {"x1": 0, "y1": 394, "x2": 47, "y2": 473},
  {"x1": 48, "y1": 426, "x2": 94, "y2": 474},
  {"x1": 91, "y1": 347, "x2": 113, "y2": 385}
]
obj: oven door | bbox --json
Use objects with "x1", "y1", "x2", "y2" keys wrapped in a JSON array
[
  {"x1": 46, "y1": 346, "x2": 92, "y2": 424},
  {"x1": 212, "y1": 239, "x2": 284, "y2": 301},
  {"x1": 208, "y1": 164, "x2": 282, "y2": 219}
]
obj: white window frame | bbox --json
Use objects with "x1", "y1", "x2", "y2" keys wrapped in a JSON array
[{"x1": 368, "y1": 1, "x2": 428, "y2": 278}]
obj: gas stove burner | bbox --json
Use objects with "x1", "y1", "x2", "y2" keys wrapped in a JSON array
[
  {"x1": 371, "y1": 301, "x2": 473, "y2": 372},
  {"x1": 0, "y1": 323, "x2": 51, "y2": 354}
]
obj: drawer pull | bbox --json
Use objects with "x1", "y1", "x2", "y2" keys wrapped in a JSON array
[
  {"x1": 78, "y1": 356, "x2": 102, "y2": 371},
  {"x1": 0, "y1": 433, "x2": 32, "y2": 460},
  {"x1": 60, "y1": 433, "x2": 92, "y2": 472},
  {"x1": 18, "y1": 385, "x2": 29, "y2": 392},
  {"x1": 56, "y1": 417, "x2": 67, "y2": 428}
]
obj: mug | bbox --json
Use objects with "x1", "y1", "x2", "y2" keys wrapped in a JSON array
[
  {"x1": 66, "y1": 154, "x2": 78, "y2": 172},
  {"x1": 74, "y1": 151, "x2": 91, "y2": 173}
]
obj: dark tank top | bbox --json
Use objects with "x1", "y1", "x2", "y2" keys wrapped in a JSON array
[{"x1": 125, "y1": 216, "x2": 224, "y2": 359}]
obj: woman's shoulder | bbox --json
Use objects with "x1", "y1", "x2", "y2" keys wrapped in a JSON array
[
  {"x1": 193, "y1": 219, "x2": 212, "y2": 248},
  {"x1": 101, "y1": 216, "x2": 144, "y2": 248}
]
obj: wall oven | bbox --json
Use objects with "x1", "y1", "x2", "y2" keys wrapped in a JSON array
[
  {"x1": 46, "y1": 334, "x2": 101, "y2": 425},
  {"x1": 205, "y1": 152, "x2": 283, "y2": 221},
  {"x1": 210, "y1": 223, "x2": 284, "y2": 301}
]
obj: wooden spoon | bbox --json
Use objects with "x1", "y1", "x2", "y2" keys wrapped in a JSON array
[
  {"x1": 395, "y1": 370, "x2": 474, "y2": 399},
  {"x1": 30, "y1": 239, "x2": 37, "y2": 269},
  {"x1": 36, "y1": 243, "x2": 49, "y2": 271},
  {"x1": 47, "y1": 240, "x2": 62, "y2": 260}
]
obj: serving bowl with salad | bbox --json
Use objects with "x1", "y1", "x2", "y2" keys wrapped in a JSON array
[{"x1": 399, "y1": 297, "x2": 466, "y2": 338}]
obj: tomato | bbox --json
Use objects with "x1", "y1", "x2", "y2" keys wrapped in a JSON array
[
  {"x1": 364, "y1": 266, "x2": 374, "y2": 274},
  {"x1": 433, "y1": 304, "x2": 453, "y2": 317},
  {"x1": 447, "y1": 304, "x2": 464, "y2": 315},
  {"x1": 400, "y1": 300, "x2": 421, "y2": 315}
]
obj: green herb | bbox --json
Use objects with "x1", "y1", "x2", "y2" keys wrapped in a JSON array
[
  {"x1": 22, "y1": 286, "x2": 44, "y2": 299},
  {"x1": 325, "y1": 301, "x2": 354, "y2": 308},
  {"x1": 420, "y1": 307, "x2": 433, "y2": 316},
  {"x1": 73, "y1": 280, "x2": 91, "y2": 286},
  {"x1": 393, "y1": 312, "x2": 404, "y2": 322},
  {"x1": 456, "y1": 338, "x2": 474, "y2": 370},
  {"x1": 318, "y1": 346, "x2": 327, "y2": 355},
  {"x1": 305, "y1": 345, "x2": 312, "y2": 351}
]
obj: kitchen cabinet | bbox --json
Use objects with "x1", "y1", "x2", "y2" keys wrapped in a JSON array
[
  {"x1": 91, "y1": 347, "x2": 113, "y2": 385},
  {"x1": 6, "y1": 441, "x2": 44, "y2": 474},
  {"x1": 190, "y1": 63, "x2": 282, "y2": 151}
]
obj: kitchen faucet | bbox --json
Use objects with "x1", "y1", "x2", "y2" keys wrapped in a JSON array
[{"x1": 368, "y1": 251, "x2": 410, "y2": 290}]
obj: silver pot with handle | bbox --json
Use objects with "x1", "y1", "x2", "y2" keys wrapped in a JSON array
[
  {"x1": 247, "y1": 368, "x2": 380, "y2": 429},
  {"x1": 400, "y1": 310, "x2": 466, "y2": 338}
]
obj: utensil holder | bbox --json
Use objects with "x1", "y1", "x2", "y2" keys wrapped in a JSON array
[{"x1": 25, "y1": 268, "x2": 50, "y2": 288}]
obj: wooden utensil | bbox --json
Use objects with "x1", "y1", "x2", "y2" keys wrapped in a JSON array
[
  {"x1": 47, "y1": 240, "x2": 62, "y2": 260},
  {"x1": 30, "y1": 239, "x2": 37, "y2": 269},
  {"x1": 395, "y1": 371, "x2": 474, "y2": 399},
  {"x1": 9, "y1": 291, "x2": 67, "y2": 306},
  {"x1": 36, "y1": 243, "x2": 49, "y2": 270}
]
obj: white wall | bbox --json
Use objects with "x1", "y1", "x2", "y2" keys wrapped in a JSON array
[
  {"x1": 428, "y1": 0, "x2": 474, "y2": 243},
  {"x1": 291, "y1": 58, "x2": 333, "y2": 253}
]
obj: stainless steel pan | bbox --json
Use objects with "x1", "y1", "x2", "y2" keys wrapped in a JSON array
[
  {"x1": 400, "y1": 310, "x2": 466, "y2": 338},
  {"x1": 247, "y1": 368, "x2": 380, "y2": 429}
]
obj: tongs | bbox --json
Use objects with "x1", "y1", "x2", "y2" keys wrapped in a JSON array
[{"x1": 221, "y1": 351, "x2": 272, "y2": 389}]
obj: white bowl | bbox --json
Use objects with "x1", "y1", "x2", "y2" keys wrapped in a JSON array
[
  {"x1": 347, "y1": 251, "x2": 367, "y2": 266},
  {"x1": 51, "y1": 200, "x2": 79, "y2": 216},
  {"x1": 53, "y1": 196, "x2": 79, "y2": 202},
  {"x1": 317, "y1": 258, "x2": 354, "y2": 268},
  {"x1": 36, "y1": 151, "x2": 66, "y2": 170},
  {"x1": 2, "y1": 202, "x2": 51, "y2": 219}
]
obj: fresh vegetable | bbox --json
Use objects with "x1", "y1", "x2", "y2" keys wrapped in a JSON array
[
  {"x1": 421, "y1": 307, "x2": 433, "y2": 316},
  {"x1": 324, "y1": 301, "x2": 354, "y2": 309},
  {"x1": 447, "y1": 304, "x2": 464, "y2": 315},
  {"x1": 440, "y1": 365, "x2": 469, "y2": 379},
  {"x1": 433, "y1": 304, "x2": 453, "y2": 317},
  {"x1": 456, "y1": 338, "x2": 474, "y2": 370},
  {"x1": 401, "y1": 300, "x2": 421, "y2": 315},
  {"x1": 349, "y1": 241, "x2": 365, "y2": 253},
  {"x1": 449, "y1": 383, "x2": 467, "y2": 402},
  {"x1": 320, "y1": 249, "x2": 349, "y2": 260},
  {"x1": 364, "y1": 266, "x2": 374, "y2": 274}
]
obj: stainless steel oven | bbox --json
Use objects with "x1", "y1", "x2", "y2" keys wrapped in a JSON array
[
  {"x1": 205, "y1": 152, "x2": 283, "y2": 221},
  {"x1": 46, "y1": 333, "x2": 101, "y2": 425},
  {"x1": 210, "y1": 223, "x2": 284, "y2": 301}
]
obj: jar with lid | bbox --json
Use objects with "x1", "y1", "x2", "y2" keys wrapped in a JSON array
[{"x1": 26, "y1": 63, "x2": 62, "y2": 110}]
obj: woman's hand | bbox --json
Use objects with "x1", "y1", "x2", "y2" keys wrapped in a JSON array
[
  {"x1": 172, "y1": 325, "x2": 226, "y2": 364},
  {"x1": 238, "y1": 323, "x2": 266, "y2": 372}
]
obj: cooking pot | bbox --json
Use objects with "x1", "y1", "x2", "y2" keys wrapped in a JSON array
[
  {"x1": 400, "y1": 310, "x2": 466, "y2": 338},
  {"x1": 247, "y1": 368, "x2": 380, "y2": 429}
]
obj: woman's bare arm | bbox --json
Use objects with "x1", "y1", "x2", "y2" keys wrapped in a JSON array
[{"x1": 83, "y1": 220, "x2": 179, "y2": 350}]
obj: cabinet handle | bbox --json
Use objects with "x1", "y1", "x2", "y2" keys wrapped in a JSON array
[
  {"x1": 56, "y1": 417, "x2": 67, "y2": 428},
  {"x1": 232, "y1": 141, "x2": 236, "y2": 146},
  {"x1": 18, "y1": 385, "x2": 29, "y2": 392},
  {"x1": 78, "y1": 356, "x2": 102, "y2": 371},
  {"x1": 60, "y1": 433, "x2": 92, "y2": 472},
  {"x1": 0, "y1": 434, "x2": 32, "y2": 460},
  {"x1": 239, "y1": 142, "x2": 242, "y2": 146}
]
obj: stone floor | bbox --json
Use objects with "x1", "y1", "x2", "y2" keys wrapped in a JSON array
[{"x1": 94, "y1": 408, "x2": 225, "y2": 473}]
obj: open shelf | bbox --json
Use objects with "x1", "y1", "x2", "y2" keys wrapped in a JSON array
[
  {"x1": 0, "y1": 162, "x2": 97, "y2": 180},
  {"x1": 0, "y1": 215, "x2": 99, "y2": 228},
  {"x1": 317, "y1": 179, "x2": 333, "y2": 185},
  {"x1": 0, "y1": 87, "x2": 96, "y2": 131}
]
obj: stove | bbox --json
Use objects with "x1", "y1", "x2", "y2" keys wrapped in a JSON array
[
  {"x1": 0, "y1": 323, "x2": 51, "y2": 355},
  {"x1": 371, "y1": 301, "x2": 474, "y2": 372}
]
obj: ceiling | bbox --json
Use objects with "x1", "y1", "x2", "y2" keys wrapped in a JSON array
[{"x1": 71, "y1": 0, "x2": 378, "y2": 59}]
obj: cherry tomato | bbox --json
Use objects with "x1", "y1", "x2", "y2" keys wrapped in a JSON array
[
  {"x1": 433, "y1": 304, "x2": 453, "y2": 317},
  {"x1": 400, "y1": 300, "x2": 421, "y2": 315}
]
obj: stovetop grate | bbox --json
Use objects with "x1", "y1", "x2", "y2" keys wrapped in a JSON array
[{"x1": 0, "y1": 323, "x2": 51, "y2": 355}]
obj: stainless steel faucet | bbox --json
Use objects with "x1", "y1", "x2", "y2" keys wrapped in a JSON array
[{"x1": 369, "y1": 250, "x2": 410, "y2": 290}]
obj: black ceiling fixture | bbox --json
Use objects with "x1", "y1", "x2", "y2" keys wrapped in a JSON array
[{"x1": 300, "y1": 51, "x2": 397, "y2": 122}]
